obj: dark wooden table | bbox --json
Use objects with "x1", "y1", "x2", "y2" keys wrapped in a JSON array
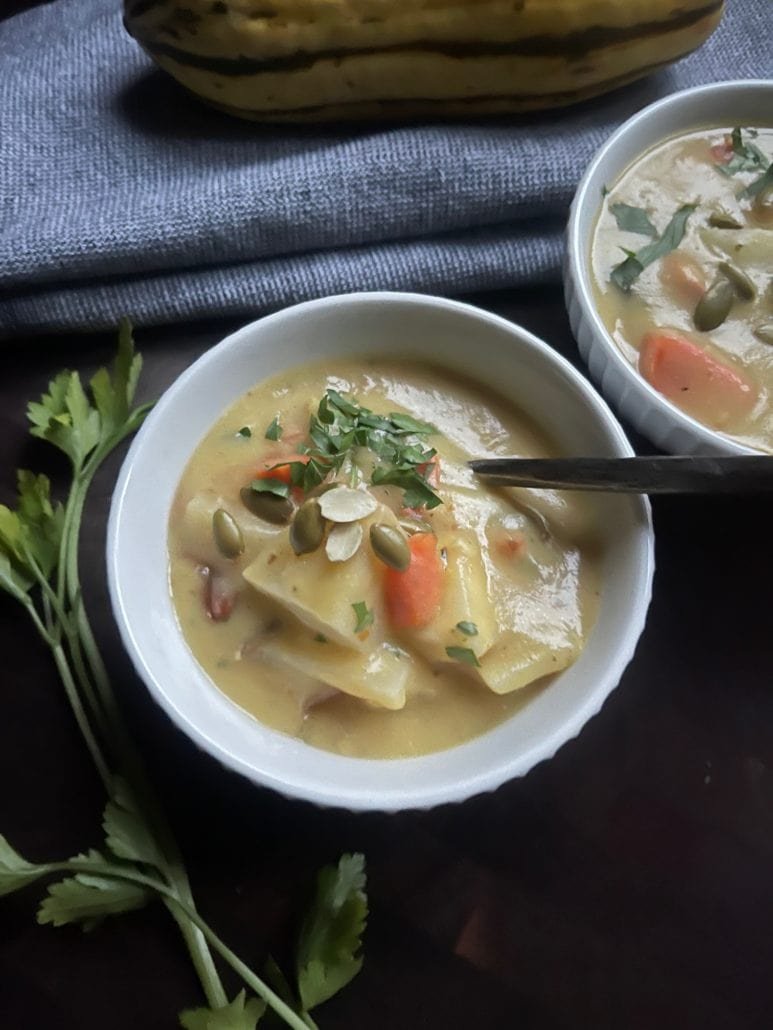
[{"x1": 2, "y1": 288, "x2": 773, "y2": 1029}]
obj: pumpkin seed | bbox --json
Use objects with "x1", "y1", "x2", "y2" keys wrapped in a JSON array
[
  {"x1": 754, "y1": 323, "x2": 773, "y2": 346},
  {"x1": 370, "y1": 524, "x2": 410, "y2": 571},
  {"x1": 240, "y1": 485, "x2": 293, "y2": 524},
  {"x1": 325, "y1": 521, "x2": 363, "y2": 562},
  {"x1": 708, "y1": 210, "x2": 743, "y2": 229},
  {"x1": 290, "y1": 498, "x2": 326, "y2": 555},
  {"x1": 318, "y1": 485, "x2": 378, "y2": 523},
  {"x1": 718, "y1": 260, "x2": 756, "y2": 301},
  {"x1": 212, "y1": 508, "x2": 244, "y2": 559},
  {"x1": 694, "y1": 276, "x2": 735, "y2": 331}
]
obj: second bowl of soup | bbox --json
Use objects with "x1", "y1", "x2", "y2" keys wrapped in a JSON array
[
  {"x1": 566, "y1": 79, "x2": 773, "y2": 455},
  {"x1": 108, "y1": 292, "x2": 653, "y2": 810}
]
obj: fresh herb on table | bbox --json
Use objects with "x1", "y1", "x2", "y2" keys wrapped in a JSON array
[
  {"x1": 273, "y1": 389, "x2": 441, "y2": 509},
  {"x1": 610, "y1": 203, "x2": 696, "y2": 292},
  {"x1": 0, "y1": 322, "x2": 367, "y2": 1029},
  {"x1": 609, "y1": 203, "x2": 657, "y2": 237}
]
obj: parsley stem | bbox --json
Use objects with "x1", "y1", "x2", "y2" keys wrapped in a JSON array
[{"x1": 40, "y1": 858, "x2": 309, "y2": 1029}]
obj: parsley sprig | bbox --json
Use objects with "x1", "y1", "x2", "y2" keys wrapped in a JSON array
[
  {"x1": 271, "y1": 389, "x2": 442, "y2": 509},
  {"x1": 716, "y1": 127, "x2": 769, "y2": 176},
  {"x1": 0, "y1": 326, "x2": 367, "y2": 1029}
]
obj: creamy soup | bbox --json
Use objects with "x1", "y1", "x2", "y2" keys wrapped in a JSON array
[
  {"x1": 592, "y1": 125, "x2": 773, "y2": 452},
  {"x1": 168, "y1": 360, "x2": 603, "y2": 759}
]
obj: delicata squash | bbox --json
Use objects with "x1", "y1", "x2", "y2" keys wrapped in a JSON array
[{"x1": 123, "y1": 0, "x2": 724, "y2": 122}]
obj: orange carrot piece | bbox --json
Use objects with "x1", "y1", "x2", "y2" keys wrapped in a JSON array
[
  {"x1": 639, "y1": 331, "x2": 757, "y2": 428},
  {"x1": 255, "y1": 453, "x2": 310, "y2": 484},
  {"x1": 659, "y1": 252, "x2": 706, "y2": 306},
  {"x1": 384, "y1": 532, "x2": 444, "y2": 630}
]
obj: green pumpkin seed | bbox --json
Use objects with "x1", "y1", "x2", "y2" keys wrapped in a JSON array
[
  {"x1": 694, "y1": 276, "x2": 735, "y2": 332},
  {"x1": 754, "y1": 323, "x2": 773, "y2": 346},
  {"x1": 290, "y1": 498, "x2": 326, "y2": 555},
  {"x1": 240, "y1": 485, "x2": 293, "y2": 525},
  {"x1": 708, "y1": 211, "x2": 743, "y2": 229},
  {"x1": 212, "y1": 508, "x2": 244, "y2": 559},
  {"x1": 718, "y1": 261, "x2": 756, "y2": 301},
  {"x1": 370, "y1": 523, "x2": 410, "y2": 571}
]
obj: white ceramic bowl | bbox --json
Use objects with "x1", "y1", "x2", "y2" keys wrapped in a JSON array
[
  {"x1": 107, "y1": 292, "x2": 654, "y2": 811},
  {"x1": 566, "y1": 79, "x2": 773, "y2": 456}
]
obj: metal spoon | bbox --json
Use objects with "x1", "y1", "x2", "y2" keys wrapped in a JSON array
[{"x1": 468, "y1": 455, "x2": 773, "y2": 494}]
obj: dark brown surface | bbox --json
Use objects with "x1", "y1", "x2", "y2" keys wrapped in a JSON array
[{"x1": 2, "y1": 289, "x2": 773, "y2": 1029}]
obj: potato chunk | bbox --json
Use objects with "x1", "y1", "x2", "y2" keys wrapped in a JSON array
[
  {"x1": 242, "y1": 529, "x2": 382, "y2": 651},
  {"x1": 407, "y1": 529, "x2": 496, "y2": 664},
  {"x1": 477, "y1": 630, "x2": 580, "y2": 694},
  {"x1": 250, "y1": 628, "x2": 410, "y2": 710}
]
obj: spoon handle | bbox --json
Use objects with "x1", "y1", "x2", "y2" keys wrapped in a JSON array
[{"x1": 468, "y1": 455, "x2": 773, "y2": 494}]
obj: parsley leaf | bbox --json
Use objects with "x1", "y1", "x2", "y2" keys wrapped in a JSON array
[
  {"x1": 248, "y1": 478, "x2": 290, "y2": 499},
  {"x1": 740, "y1": 162, "x2": 773, "y2": 200},
  {"x1": 102, "y1": 779, "x2": 164, "y2": 869},
  {"x1": 352, "y1": 601, "x2": 373, "y2": 633},
  {"x1": 455, "y1": 621, "x2": 478, "y2": 636},
  {"x1": 0, "y1": 835, "x2": 45, "y2": 898},
  {"x1": 179, "y1": 990, "x2": 266, "y2": 1030},
  {"x1": 611, "y1": 204, "x2": 696, "y2": 292},
  {"x1": 609, "y1": 203, "x2": 657, "y2": 237},
  {"x1": 37, "y1": 852, "x2": 151, "y2": 931},
  {"x1": 445, "y1": 646, "x2": 481, "y2": 668},
  {"x1": 264, "y1": 416, "x2": 282, "y2": 441},
  {"x1": 296, "y1": 853, "x2": 367, "y2": 1012},
  {"x1": 716, "y1": 127, "x2": 769, "y2": 176},
  {"x1": 236, "y1": 426, "x2": 252, "y2": 438}
]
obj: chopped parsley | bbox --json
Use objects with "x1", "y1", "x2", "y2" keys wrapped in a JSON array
[
  {"x1": 610, "y1": 203, "x2": 696, "y2": 293},
  {"x1": 609, "y1": 203, "x2": 657, "y2": 237},
  {"x1": 271, "y1": 389, "x2": 442, "y2": 509},
  {"x1": 716, "y1": 127, "x2": 769, "y2": 176},
  {"x1": 352, "y1": 601, "x2": 374, "y2": 634},
  {"x1": 740, "y1": 162, "x2": 773, "y2": 200},
  {"x1": 236, "y1": 425, "x2": 251, "y2": 438},
  {"x1": 455, "y1": 621, "x2": 478, "y2": 637},
  {"x1": 247, "y1": 477, "x2": 289, "y2": 498},
  {"x1": 264, "y1": 415, "x2": 282, "y2": 441},
  {"x1": 445, "y1": 646, "x2": 481, "y2": 668}
]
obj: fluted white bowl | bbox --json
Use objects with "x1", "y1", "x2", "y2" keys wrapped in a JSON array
[{"x1": 566, "y1": 79, "x2": 773, "y2": 456}]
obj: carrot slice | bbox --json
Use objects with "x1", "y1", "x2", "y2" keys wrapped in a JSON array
[
  {"x1": 255, "y1": 453, "x2": 310, "y2": 484},
  {"x1": 384, "y1": 532, "x2": 444, "y2": 630},
  {"x1": 639, "y1": 331, "x2": 757, "y2": 428}
]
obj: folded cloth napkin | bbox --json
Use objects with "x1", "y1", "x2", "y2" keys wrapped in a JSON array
[{"x1": 0, "y1": 0, "x2": 770, "y2": 335}]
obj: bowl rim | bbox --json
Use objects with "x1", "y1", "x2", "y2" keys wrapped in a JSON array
[
  {"x1": 567, "y1": 78, "x2": 773, "y2": 456},
  {"x1": 107, "y1": 290, "x2": 655, "y2": 811}
]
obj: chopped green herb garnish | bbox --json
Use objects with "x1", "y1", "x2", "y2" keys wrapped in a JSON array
[
  {"x1": 236, "y1": 425, "x2": 252, "y2": 438},
  {"x1": 352, "y1": 601, "x2": 374, "y2": 634},
  {"x1": 609, "y1": 202, "x2": 657, "y2": 237},
  {"x1": 314, "y1": 633, "x2": 328, "y2": 643},
  {"x1": 716, "y1": 127, "x2": 769, "y2": 176},
  {"x1": 445, "y1": 646, "x2": 481, "y2": 668},
  {"x1": 740, "y1": 162, "x2": 773, "y2": 200},
  {"x1": 265, "y1": 415, "x2": 282, "y2": 441},
  {"x1": 277, "y1": 389, "x2": 441, "y2": 508},
  {"x1": 455, "y1": 621, "x2": 478, "y2": 637},
  {"x1": 610, "y1": 203, "x2": 696, "y2": 292},
  {"x1": 601, "y1": 184, "x2": 610, "y2": 197},
  {"x1": 248, "y1": 477, "x2": 290, "y2": 498}
]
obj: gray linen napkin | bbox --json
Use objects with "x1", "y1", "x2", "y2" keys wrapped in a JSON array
[{"x1": 0, "y1": 0, "x2": 770, "y2": 334}]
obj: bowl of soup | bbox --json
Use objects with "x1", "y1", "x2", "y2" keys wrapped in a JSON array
[
  {"x1": 566, "y1": 79, "x2": 773, "y2": 455},
  {"x1": 108, "y1": 292, "x2": 654, "y2": 810}
]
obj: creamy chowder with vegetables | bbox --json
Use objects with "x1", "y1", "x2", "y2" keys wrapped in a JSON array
[
  {"x1": 592, "y1": 125, "x2": 773, "y2": 451},
  {"x1": 168, "y1": 360, "x2": 602, "y2": 759}
]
